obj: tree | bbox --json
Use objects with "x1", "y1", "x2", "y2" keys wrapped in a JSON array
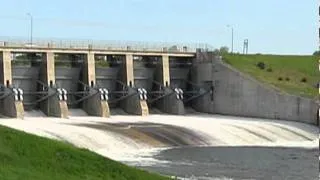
[
  {"x1": 213, "y1": 46, "x2": 230, "y2": 55},
  {"x1": 219, "y1": 46, "x2": 229, "y2": 55},
  {"x1": 313, "y1": 50, "x2": 320, "y2": 56}
]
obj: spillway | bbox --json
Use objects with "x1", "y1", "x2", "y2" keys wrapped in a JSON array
[{"x1": 0, "y1": 113, "x2": 317, "y2": 165}]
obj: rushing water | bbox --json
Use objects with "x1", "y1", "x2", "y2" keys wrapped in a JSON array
[
  {"x1": 0, "y1": 111, "x2": 318, "y2": 180},
  {"x1": 136, "y1": 146, "x2": 319, "y2": 180}
]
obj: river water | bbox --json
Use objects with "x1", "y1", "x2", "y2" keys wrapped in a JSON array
[{"x1": 136, "y1": 146, "x2": 319, "y2": 180}]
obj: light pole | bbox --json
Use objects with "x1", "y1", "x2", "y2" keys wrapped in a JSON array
[
  {"x1": 27, "y1": 13, "x2": 33, "y2": 46},
  {"x1": 227, "y1": 25, "x2": 234, "y2": 53}
]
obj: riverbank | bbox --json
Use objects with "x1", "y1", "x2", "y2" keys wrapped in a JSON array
[{"x1": 0, "y1": 124, "x2": 169, "y2": 180}]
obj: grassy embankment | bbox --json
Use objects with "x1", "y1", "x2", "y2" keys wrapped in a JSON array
[
  {"x1": 0, "y1": 125, "x2": 169, "y2": 180},
  {"x1": 223, "y1": 54, "x2": 319, "y2": 98}
]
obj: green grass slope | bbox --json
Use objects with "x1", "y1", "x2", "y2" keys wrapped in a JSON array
[
  {"x1": 223, "y1": 54, "x2": 319, "y2": 98},
  {"x1": 0, "y1": 125, "x2": 169, "y2": 180}
]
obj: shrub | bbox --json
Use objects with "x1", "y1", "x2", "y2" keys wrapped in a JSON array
[
  {"x1": 285, "y1": 77, "x2": 290, "y2": 81},
  {"x1": 278, "y1": 77, "x2": 283, "y2": 81},
  {"x1": 257, "y1": 62, "x2": 266, "y2": 70},
  {"x1": 266, "y1": 68, "x2": 273, "y2": 72},
  {"x1": 301, "y1": 77, "x2": 307, "y2": 83}
]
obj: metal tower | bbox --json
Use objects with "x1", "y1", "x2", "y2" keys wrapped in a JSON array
[{"x1": 243, "y1": 39, "x2": 249, "y2": 54}]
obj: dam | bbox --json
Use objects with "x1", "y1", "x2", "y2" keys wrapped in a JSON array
[
  {"x1": 0, "y1": 39, "x2": 318, "y2": 179},
  {"x1": 0, "y1": 39, "x2": 318, "y2": 126},
  {"x1": 0, "y1": 39, "x2": 214, "y2": 119}
]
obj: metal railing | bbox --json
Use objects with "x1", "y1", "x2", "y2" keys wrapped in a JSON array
[{"x1": 0, "y1": 37, "x2": 214, "y2": 53}]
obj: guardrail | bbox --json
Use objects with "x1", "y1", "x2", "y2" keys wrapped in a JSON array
[{"x1": 0, "y1": 38, "x2": 214, "y2": 53}]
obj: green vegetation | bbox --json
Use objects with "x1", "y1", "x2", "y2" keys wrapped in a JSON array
[
  {"x1": 223, "y1": 54, "x2": 319, "y2": 98},
  {"x1": 313, "y1": 51, "x2": 320, "y2": 56},
  {"x1": 0, "y1": 125, "x2": 169, "y2": 180},
  {"x1": 95, "y1": 59, "x2": 111, "y2": 67},
  {"x1": 213, "y1": 46, "x2": 229, "y2": 55}
]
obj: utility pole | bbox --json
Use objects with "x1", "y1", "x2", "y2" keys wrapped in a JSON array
[
  {"x1": 227, "y1": 25, "x2": 234, "y2": 53},
  {"x1": 27, "y1": 13, "x2": 33, "y2": 46}
]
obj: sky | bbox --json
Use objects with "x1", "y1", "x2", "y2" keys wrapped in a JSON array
[{"x1": 0, "y1": 0, "x2": 317, "y2": 55}]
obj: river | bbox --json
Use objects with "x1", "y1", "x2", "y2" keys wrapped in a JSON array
[{"x1": 136, "y1": 146, "x2": 318, "y2": 180}]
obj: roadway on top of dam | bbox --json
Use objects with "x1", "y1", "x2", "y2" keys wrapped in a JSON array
[
  {"x1": 0, "y1": 46, "x2": 196, "y2": 57},
  {"x1": 0, "y1": 40, "x2": 200, "y2": 57}
]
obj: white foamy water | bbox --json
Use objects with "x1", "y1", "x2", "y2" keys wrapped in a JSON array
[{"x1": 0, "y1": 111, "x2": 318, "y2": 166}]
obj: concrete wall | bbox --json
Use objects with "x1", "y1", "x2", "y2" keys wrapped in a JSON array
[
  {"x1": 208, "y1": 57, "x2": 319, "y2": 125},
  {"x1": 190, "y1": 62, "x2": 214, "y2": 113}
]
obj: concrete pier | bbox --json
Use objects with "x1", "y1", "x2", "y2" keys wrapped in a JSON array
[
  {"x1": 161, "y1": 55, "x2": 170, "y2": 87},
  {"x1": 155, "y1": 55, "x2": 185, "y2": 115},
  {"x1": 82, "y1": 52, "x2": 110, "y2": 117},
  {"x1": 0, "y1": 51, "x2": 24, "y2": 118},
  {"x1": 0, "y1": 51, "x2": 12, "y2": 86},
  {"x1": 82, "y1": 88, "x2": 110, "y2": 117},
  {"x1": 157, "y1": 88, "x2": 185, "y2": 115},
  {"x1": 40, "y1": 52, "x2": 68, "y2": 118},
  {"x1": 120, "y1": 54, "x2": 149, "y2": 116}
]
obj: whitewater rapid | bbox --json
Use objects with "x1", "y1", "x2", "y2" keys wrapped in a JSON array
[{"x1": 0, "y1": 109, "x2": 318, "y2": 166}]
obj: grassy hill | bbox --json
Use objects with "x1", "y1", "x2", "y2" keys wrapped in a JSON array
[
  {"x1": 223, "y1": 54, "x2": 319, "y2": 98},
  {"x1": 0, "y1": 125, "x2": 169, "y2": 180}
]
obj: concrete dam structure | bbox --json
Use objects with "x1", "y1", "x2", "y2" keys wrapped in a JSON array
[{"x1": 0, "y1": 40, "x2": 318, "y2": 125}]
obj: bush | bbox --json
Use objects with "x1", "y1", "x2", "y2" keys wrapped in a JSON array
[
  {"x1": 266, "y1": 68, "x2": 273, "y2": 72},
  {"x1": 257, "y1": 62, "x2": 266, "y2": 70},
  {"x1": 301, "y1": 77, "x2": 307, "y2": 83},
  {"x1": 285, "y1": 77, "x2": 290, "y2": 81},
  {"x1": 278, "y1": 77, "x2": 283, "y2": 81}
]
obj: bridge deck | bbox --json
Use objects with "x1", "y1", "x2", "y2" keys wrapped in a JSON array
[
  {"x1": 0, "y1": 39, "x2": 211, "y2": 57},
  {"x1": 0, "y1": 46, "x2": 196, "y2": 57}
]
